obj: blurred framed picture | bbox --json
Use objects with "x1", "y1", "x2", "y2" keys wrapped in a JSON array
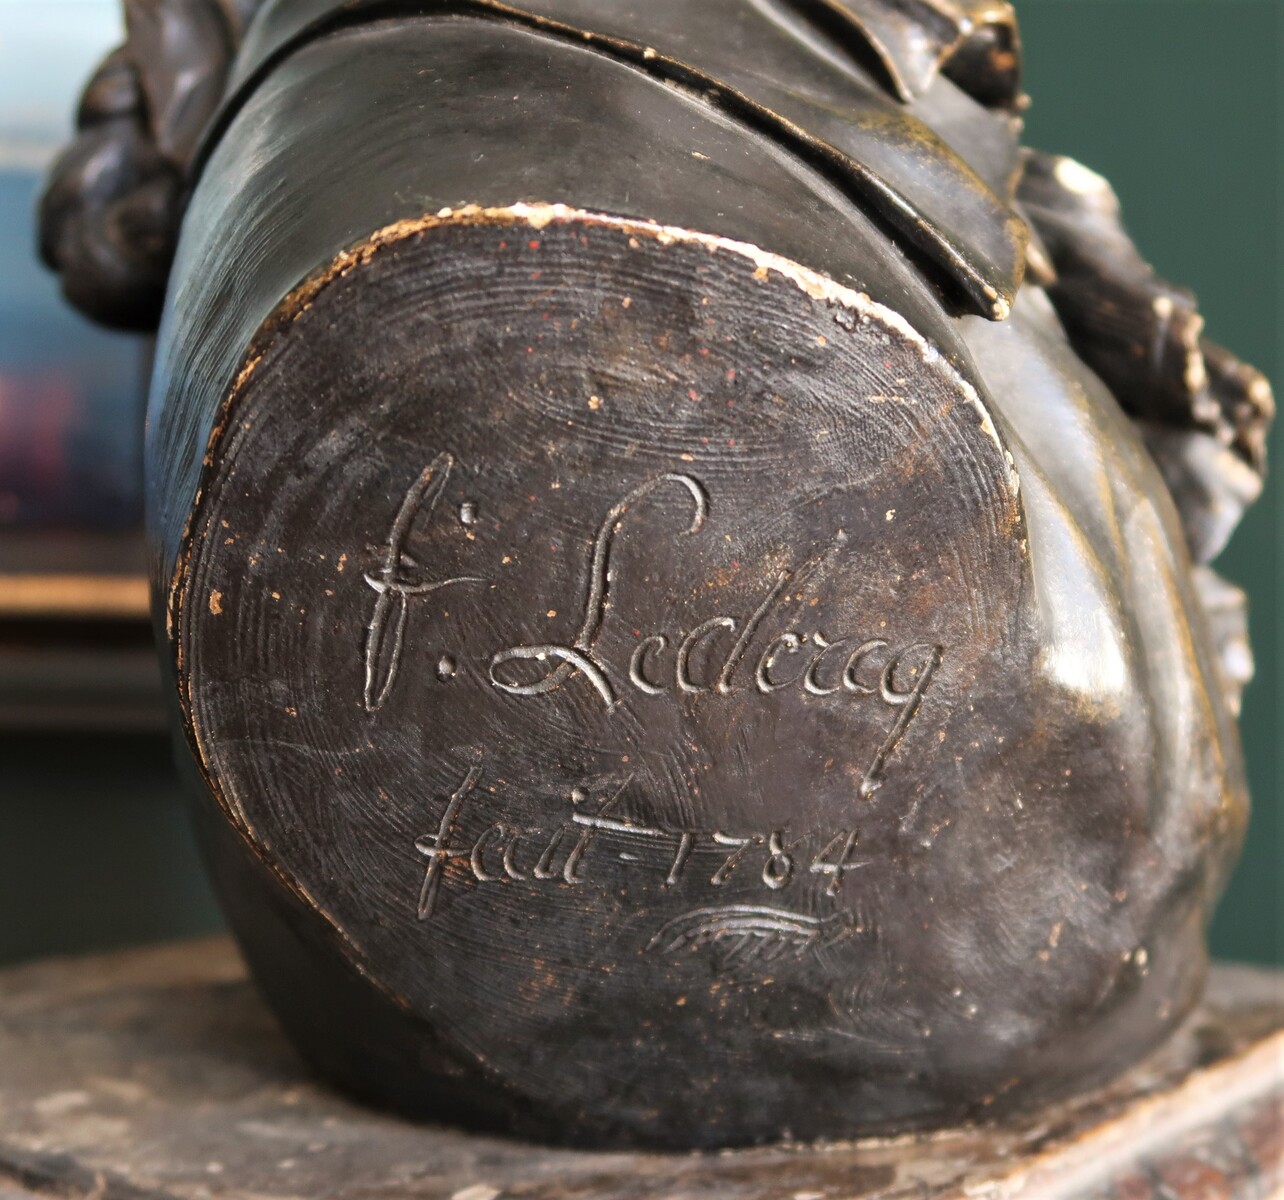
[{"x1": 0, "y1": 1, "x2": 160, "y2": 728}]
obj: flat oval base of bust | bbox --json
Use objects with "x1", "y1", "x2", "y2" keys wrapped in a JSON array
[{"x1": 176, "y1": 208, "x2": 1071, "y2": 1147}]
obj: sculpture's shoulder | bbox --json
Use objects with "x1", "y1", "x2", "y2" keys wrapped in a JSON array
[
  {"x1": 41, "y1": 0, "x2": 1031, "y2": 331},
  {"x1": 38, "y1": 0, "x2": 1274, "y2": 575}
]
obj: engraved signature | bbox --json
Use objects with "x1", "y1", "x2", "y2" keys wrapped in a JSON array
[
  {"x1": 488, "y1": 473, "x2": 707, "y2": 708},
  {"x1": 482, "y1": 471, "x2": 943, "y2": 794},
  {"x1": 365, "y1": 459, "x2": 942, "y2": 794},
  {"x1": 363, "y1": 454, "x2": 487, "y2": 712},
  {"x1": 414, "y1": 762, "x2": 483, "y2": 920}
]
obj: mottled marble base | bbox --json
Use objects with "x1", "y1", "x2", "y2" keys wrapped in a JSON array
[{"x1": 0, "y1": 938, "x2": 1279, "y2": 1199}]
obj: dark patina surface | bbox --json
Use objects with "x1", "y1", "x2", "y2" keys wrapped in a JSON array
[{"x1": 39, "y1": 0, "x2": 1274, "y2": 1151}]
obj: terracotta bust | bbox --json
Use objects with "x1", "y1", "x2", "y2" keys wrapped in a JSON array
[{"x1": 40, "y1": 0, "x2": 1273, "y2": 1149}]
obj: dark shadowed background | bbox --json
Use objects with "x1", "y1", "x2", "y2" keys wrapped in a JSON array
[{"x1": 0, "y1": 0, "x2": 1278, "y2": 967}]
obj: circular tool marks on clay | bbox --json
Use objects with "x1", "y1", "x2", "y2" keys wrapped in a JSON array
[{"x1": 179, "y1": 208, "x2": 1026, "y2": 1105}]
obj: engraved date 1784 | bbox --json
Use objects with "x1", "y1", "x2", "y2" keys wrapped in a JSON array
[{"x1": 413, "y1": 765, "x2": 872, "y2": 922}]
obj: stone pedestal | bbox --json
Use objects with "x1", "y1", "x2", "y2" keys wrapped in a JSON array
[{"x1": 0, "y1": 938, "x2": 1279, "y2": 1199}]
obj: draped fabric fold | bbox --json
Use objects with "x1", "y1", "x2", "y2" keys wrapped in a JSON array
[
  {"x1": 1019, "y1": 149, "x2": 1274, "y2": 565},
  {"x1": 804, "y1": 0, "x2": 1020, "y2": 106}
]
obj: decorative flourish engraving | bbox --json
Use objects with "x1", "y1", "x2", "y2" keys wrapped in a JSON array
[
  {"x1": 363, "y1": 453, "x2": 487, "y2": 712},
  {"x1": 645, "y1": 905, "x2": 859, "y2": 964},
  {"x1": 489, "y1": 473, "x2": 707, "y2": 708}
]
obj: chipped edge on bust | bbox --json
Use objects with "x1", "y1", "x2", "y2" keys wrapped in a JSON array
[
  {"x1": 170, "y1": 200, "x2": 1023, "y2": 996},
  {"x1": 247, "y1": 201, "x2": 1016, "y2": 474}
]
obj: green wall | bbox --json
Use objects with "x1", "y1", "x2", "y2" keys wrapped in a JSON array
[
  {"x1": 0, "y1": 732, "x2": 223, "y2": 964},
  {"x1": 0, "y1": 1, "x2": 1278, "y2": 967}
]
